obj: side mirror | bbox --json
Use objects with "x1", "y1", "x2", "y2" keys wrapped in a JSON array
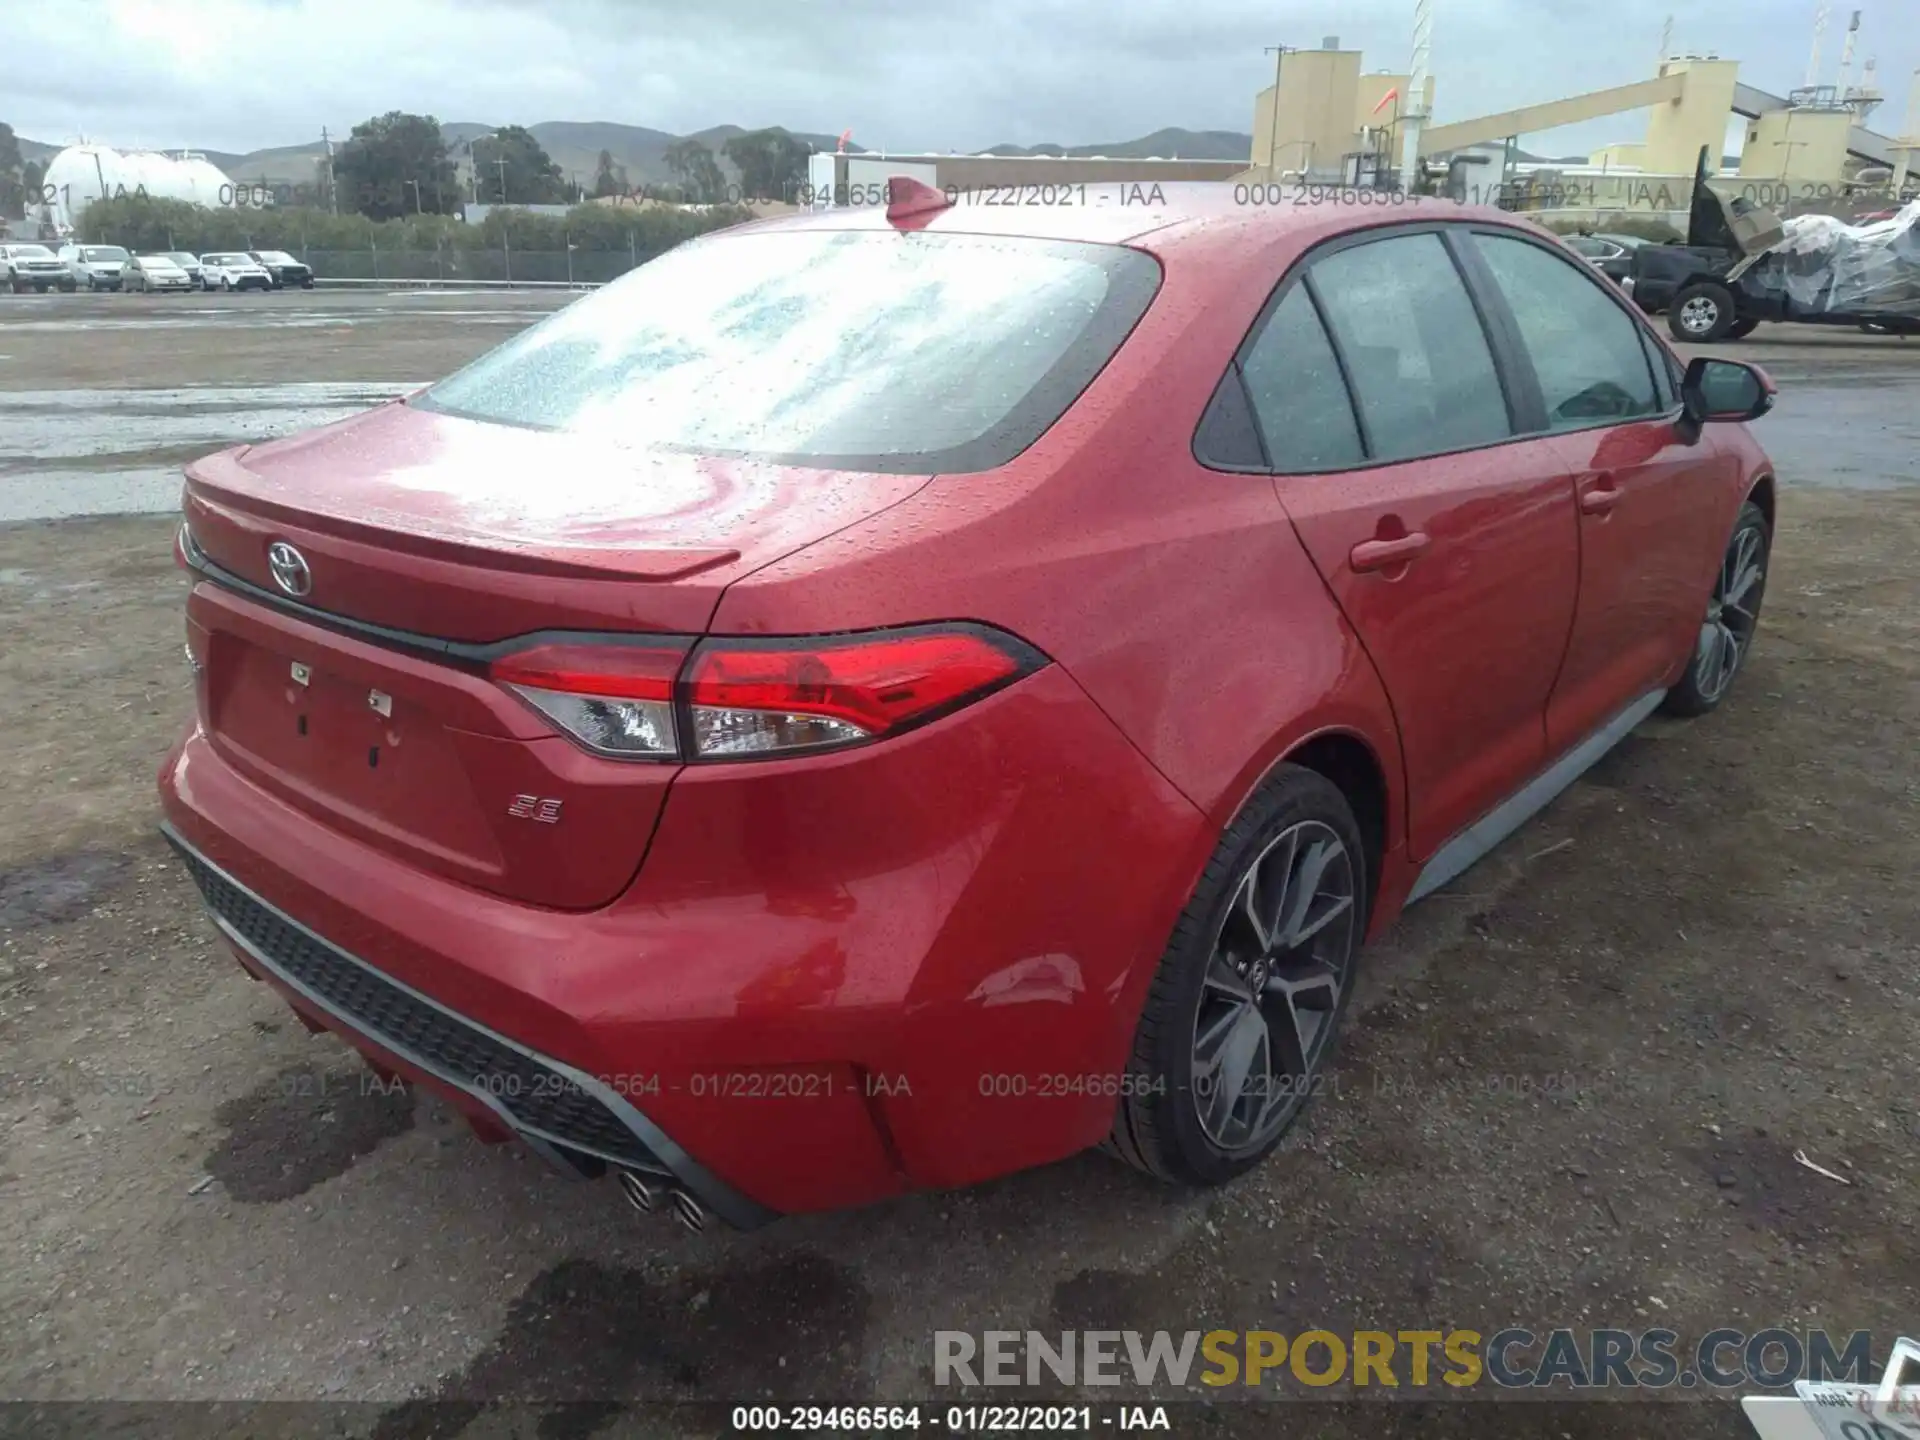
[
  {"x1": 1682, "y1": 356, "x2": 1775, "y2": 424},
  {"x1": 1676, "y1": 356, "x2": 1774, "y2": 443}
]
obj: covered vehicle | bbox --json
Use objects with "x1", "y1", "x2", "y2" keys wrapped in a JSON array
[{"x1": 1632, "y1": 147, "x2": 1920, "y2": 341}]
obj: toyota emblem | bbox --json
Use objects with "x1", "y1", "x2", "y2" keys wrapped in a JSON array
[{"x1": 267, "y1": 542, "x2": 312, "y2": 598}]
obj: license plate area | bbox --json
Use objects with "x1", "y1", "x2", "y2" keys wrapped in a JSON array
[{"x1": 207, "y1": 635, "x2": 502, "y2": 873}]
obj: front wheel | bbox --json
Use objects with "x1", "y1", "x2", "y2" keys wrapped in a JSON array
[
  {"x1": 1669, "y1": 281, "x2": 1739, "y2": 342},
  {"x1": 1108, "y1": 765, "x2": 1367, "y2": 1186},
  {"x1": 1663, "y1": 500, "x2": 1770, "y2": 718}
]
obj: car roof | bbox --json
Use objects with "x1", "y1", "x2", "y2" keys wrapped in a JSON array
[{"x1": 719, "y1": 183, "x2": 1547, "y2": 257}]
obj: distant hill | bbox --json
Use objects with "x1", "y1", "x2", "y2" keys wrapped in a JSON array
[{"x1": 983, "y1": 128, "x2": 1253, "y2": 161}]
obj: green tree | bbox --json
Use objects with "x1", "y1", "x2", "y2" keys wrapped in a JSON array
[
  {"x1": 664, "y1": 140, "x2": 728, "y2": 203},
  {"x1": 0, "y1": 122, "x2": 25, "y2": 218},
  {"x1": 333, "y1": 111, "x2": 459, "y2": 220},
  {"x1": 470, "y1": 126, "x2": 567, "y2": 205},
  {"x1": 591, "y1": 148, "x2": 621, "y2": 199},
  {"x1": 720, "y1": 129, "x2": 810, "y2": 203}
]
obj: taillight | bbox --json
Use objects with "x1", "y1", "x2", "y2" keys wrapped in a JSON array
[
  {"x1": 683, "y1": 626, "x2": 1041, "y2": 758},
  {"x1": 487, "y1": 625, "x2": 1044, "y2": 762},
  {"x1": 489, "y1": 640, "x2": 688, "y2": 758}
]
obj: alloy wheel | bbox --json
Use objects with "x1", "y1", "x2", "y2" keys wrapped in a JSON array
[
  {"x1": 1694, "y1": 521, "x2": 1766, "y2": 702},
  {"x1": 1190, "y1": 820, "x2": 1356, "y2": 1154},
  {"x1": 1679, "y1": 296, "x2": 1720, "y2": 336}
]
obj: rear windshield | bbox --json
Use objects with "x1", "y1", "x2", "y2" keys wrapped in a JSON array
[{"x1": 416, "y1": 229, "x2": 1162, "y2": 474}]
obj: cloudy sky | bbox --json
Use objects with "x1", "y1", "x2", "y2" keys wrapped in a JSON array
[{"x1": 6, "y1": 0, "x2": 1917, "y2": 159}]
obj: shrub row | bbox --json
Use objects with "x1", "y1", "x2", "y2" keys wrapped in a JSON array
[{"x1": 77, "y1": 195, "x2": 757, "y2": 258}]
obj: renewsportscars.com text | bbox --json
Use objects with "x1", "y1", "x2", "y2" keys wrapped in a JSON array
[{"x1": 934, "y1": 1328, "x2": 1877, "y2": 1391}]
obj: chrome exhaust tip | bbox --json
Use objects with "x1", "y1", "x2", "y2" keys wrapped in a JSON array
[
  {"x1": 668, "y1": 1188, "x2": 708, "y2": 1234},
  {"x1": 616, "y1": 1168, "x2": 659, "y2": 1214}
]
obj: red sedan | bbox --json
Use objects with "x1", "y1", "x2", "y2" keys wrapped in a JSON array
[{"x1": 160, "y1": 182, "x2": 1778, "y2": 1229}]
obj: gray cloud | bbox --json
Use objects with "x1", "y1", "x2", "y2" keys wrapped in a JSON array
[{"x1": 5, "y1": 0, "x2": 1915, "y2": 159}]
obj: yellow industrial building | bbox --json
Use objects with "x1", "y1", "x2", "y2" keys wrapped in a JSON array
[{"x1": 1243, "y1": 41, "x2": 1918, "y2": 202}]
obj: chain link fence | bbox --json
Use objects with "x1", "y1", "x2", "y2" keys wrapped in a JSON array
[{"x1": 298, "y1": 244, "x2": 652, "y2": 286}]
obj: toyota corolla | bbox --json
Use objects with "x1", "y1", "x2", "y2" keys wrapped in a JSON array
[{"x1": 159, "y1": 180, "x2": 1777, "y2": 1230}]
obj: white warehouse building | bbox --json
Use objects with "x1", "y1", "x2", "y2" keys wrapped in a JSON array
[{"x1": 39, "y1": 145, "x2": 240, "y2": 234}]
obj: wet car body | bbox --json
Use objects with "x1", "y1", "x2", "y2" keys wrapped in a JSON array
[{"x1": 160, "y1": 186, "x2": 1779, "y2": 1226}]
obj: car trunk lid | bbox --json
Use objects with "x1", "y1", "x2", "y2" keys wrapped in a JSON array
[{"x1": 182, "y1": 399, "x2": 930, "y2": 908}]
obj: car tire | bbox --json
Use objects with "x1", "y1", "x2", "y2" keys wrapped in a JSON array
[
  {"x1": 1661, "y1": 500, "x2": 1770, "y2": 719},
  {"x1": 1669, "y1": 282, "x2": 1738, "y2": 342},
  {"x1": 301, "y1": 277, "x2": 314, "y2": 289},
  {"x1": 1107, "y1": 764, "x2": 1367, "y2": 1186},
  {"x1": 1726, "y1": 317, "x2": 1759, "y2": 339}
]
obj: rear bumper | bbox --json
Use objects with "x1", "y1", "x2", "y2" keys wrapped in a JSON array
[
  {"x1": 162, "y1": 821, "x2": 776, "y2": 1227},
  {"x1": 158, "y1": 665, "x2": 1208, "y2": 1219}
]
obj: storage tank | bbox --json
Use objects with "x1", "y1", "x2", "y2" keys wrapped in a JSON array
[{"x1": 40, "y1": 145, "x2": 239, "y2": 233}]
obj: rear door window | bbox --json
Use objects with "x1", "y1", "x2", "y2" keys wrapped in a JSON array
[
  {"x1": 418, "y1": 229, "x2": 1162, "y2": 475},
  {"x1": 1471, "y1": 232, "x2": 1661, "y2": 431},
  {"x1": 1306, "y1": 233, "x2": 1513, "y2": 463}
]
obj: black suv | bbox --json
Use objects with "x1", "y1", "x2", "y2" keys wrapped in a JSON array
[{"x1": 248, "y1": 250, "x2": 316, "y2": 289}]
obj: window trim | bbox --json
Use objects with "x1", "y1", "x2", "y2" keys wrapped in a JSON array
[
  {"x1": 1191, "y1": 218, "x2": 1696, "y2": 480},
  {"x1": 1457, "y1": 226, "x2": 1682, "y2": 438},
  {"x1": 1194, "y1": 221, "x2": 1536, "y2": 477}
]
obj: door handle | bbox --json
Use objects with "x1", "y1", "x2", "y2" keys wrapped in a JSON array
[
  {"x1": 1349, "y1": 532, "x2": 1431, "y2": 573},
  {"x1": 1579, "y1": 474, "x2": 1622, "y2": 515}
]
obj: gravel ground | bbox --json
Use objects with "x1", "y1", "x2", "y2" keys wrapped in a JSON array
[{"x1": 1, "y1": 293, "x2": 1916, "y2": 1439}]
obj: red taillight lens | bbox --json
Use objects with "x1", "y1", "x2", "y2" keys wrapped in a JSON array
[
  {"x1": 683, "y1": 626, "x2": 1042, "y2": 758},
  {"x1": 488, "y1": 626, "x2": 1044, "y2": 762},
  {"x1": 489, "y1": 640, "x2": 689, "y2": 759}
]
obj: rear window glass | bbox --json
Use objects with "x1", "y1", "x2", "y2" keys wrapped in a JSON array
[{"x1": 416, "y1": 229, "x2": 1162, "y2": 474}]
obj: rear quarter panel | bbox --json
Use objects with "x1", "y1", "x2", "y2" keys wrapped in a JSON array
[{"x1": 710, "y1": 209, "x2": 1415, "y2": 933}]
